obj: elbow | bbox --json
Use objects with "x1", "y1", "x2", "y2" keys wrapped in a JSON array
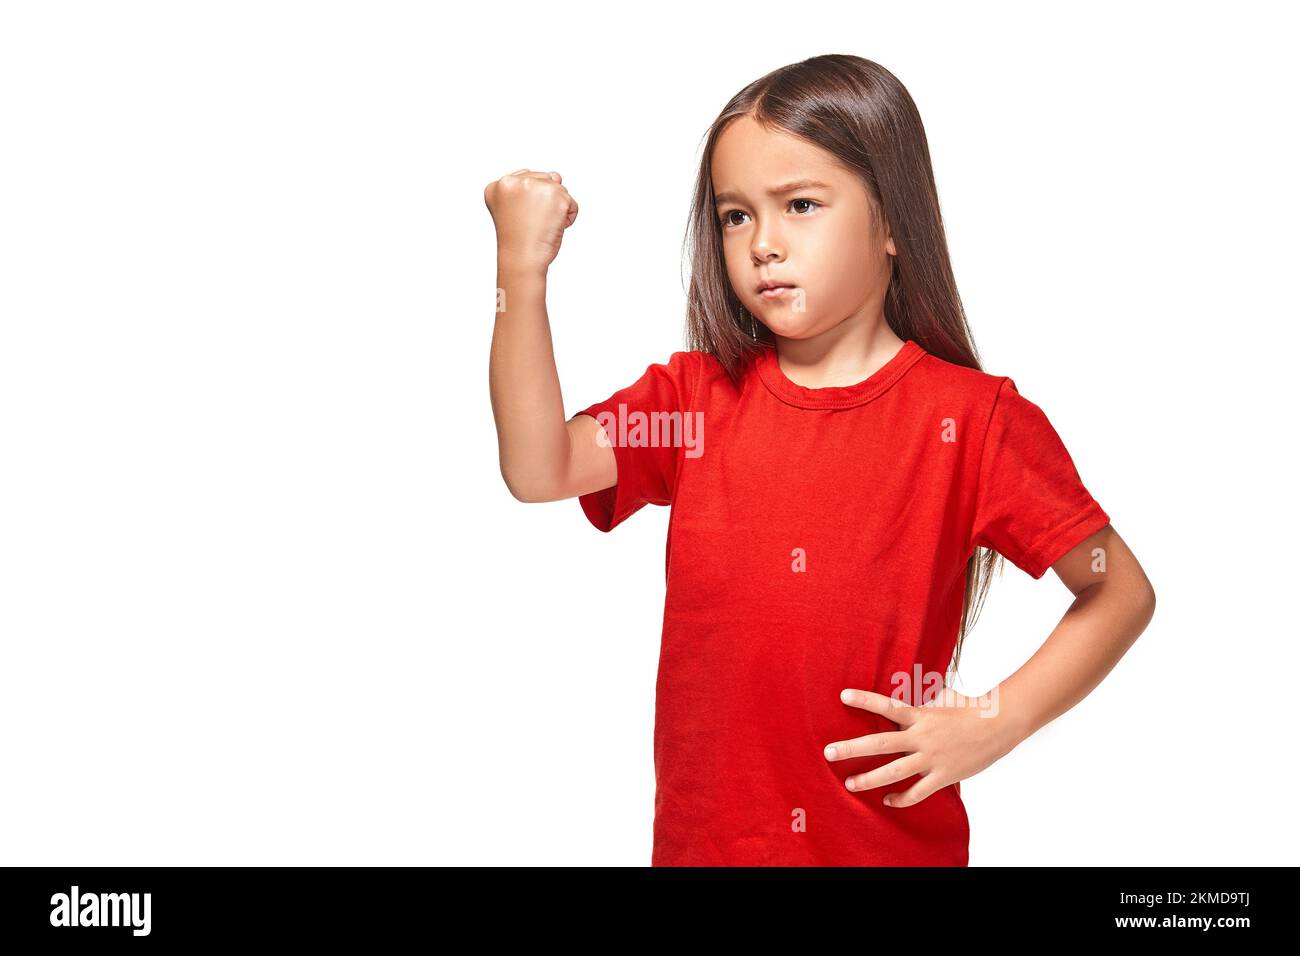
[
  {"x1": 506, "y1": 485, "x2": 535, "y2": 504},
  {"x1": 1123, "y1": 560, "x2": 1157, "y2": 630},
  {"x1": 501, "y1": 468, "x2": 556, "y2": 504},
  {"x1": 1133, "y1": 581, "x2": 1157, "y2": 633},
  {"x1": 502, "y1": 473, "x2": 540, "y2": 504}
]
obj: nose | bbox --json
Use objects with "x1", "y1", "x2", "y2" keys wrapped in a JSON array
[{"x1": 749, "y1": 225, "x2": 785, "y2": 263}]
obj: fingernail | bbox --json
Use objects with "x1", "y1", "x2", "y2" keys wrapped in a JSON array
[
  {"x1": 824, "y1": 746, "x2": 837, "y2": 760},
  {"x1": 845, "y1": 778, "x2": 856, "y2": 791},
  {"x1": 840, "y1": 689, "x2": 852, "y2": 702}
]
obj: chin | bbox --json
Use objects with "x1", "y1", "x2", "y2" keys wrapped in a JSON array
[{"x1": 759, "y1": 314, "x2": 821, "y2": 339}]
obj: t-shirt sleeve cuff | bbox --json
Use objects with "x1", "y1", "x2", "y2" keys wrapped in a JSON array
[
  {"x1": 573, "y1": 410, "x2": 633, "y2": 533},
  {"x1": 1016, "y1": 501, "x2": 1112, "y2": 580}
]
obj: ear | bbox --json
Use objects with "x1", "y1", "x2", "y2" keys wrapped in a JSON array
[{"x1": 881, "y1": 219, "x2": 896, "y2": 257}]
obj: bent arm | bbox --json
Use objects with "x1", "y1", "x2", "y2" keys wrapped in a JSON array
[{"x1": 994, "y1": 524, "x2": 1157, "y2": 742}]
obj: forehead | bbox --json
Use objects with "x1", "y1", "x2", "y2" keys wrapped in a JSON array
[{"x1": 711, "y1": 115, "x2": 845, "y2": 193}]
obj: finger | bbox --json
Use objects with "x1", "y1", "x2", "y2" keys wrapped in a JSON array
[
  {"x1": 883, "y1": 774, "x2": 948, "y2": 808},
  {"x1": 548, "y1": 171, "x2": 562, "y2": 183},
  {"x1": 823, "y1": 730, "x2": 910, "y2": 761},
  {"x1": 840, "y1": 688, "x2": 919, "y2": 728},
  {"x1": 505, "y1": 170, "x2": 562, "y2": 184},
  {"x1": 844, "y1": 753, "x2": 927, "y2": 794},
  {"x1": 564, "y1": 198, "x2": 579, "y2": 228}
]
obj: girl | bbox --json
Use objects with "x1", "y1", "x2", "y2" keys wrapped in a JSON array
[{"x1": 485, "y1": 54, "x2": 1155, "y2": 867}]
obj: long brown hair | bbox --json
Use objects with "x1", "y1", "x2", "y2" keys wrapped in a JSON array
[{"x1": 680, "y1": 54, "x2": 1001, "y2": 676}]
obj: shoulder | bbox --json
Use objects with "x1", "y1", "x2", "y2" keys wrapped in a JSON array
[
  {"x1": 910, "y1": 348, "x2": 1011, "y2": 405},
  {"x1": 691, "y1": 350, "x2": 730, "y2": 382},
  {"x1": 659, "y1": 350, "x2": 733, "y2": 402},
  {"x1": 913, "y1": 351, "x2": 1080, "y2": 457}
]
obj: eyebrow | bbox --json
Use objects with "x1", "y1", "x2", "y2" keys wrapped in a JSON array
[{"x1": 713, "y1": 179, "x2": 833, "y2": 206}]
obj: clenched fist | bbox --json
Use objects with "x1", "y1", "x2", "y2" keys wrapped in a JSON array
[{"x1": 484, "y1": 169, "x2": 580, "y2": 273}]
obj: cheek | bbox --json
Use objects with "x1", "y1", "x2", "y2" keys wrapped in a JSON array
[
  {"x1": 803, "y1": 225, "x2": 880, "y2": 302},
  {"x1": 723, "y1": 243, "x2": 748, "y2": 290}
]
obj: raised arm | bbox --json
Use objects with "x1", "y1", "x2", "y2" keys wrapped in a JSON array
[{"x1": 485, "y1": 169, "x2": 616, "y2": 503}]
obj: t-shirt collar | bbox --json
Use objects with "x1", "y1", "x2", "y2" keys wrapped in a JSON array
[{"x1": 753, "y1": 339, "x2": 926, "y2": 410}]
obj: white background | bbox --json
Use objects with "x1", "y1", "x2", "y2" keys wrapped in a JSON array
[{"x1": 2, "y1": 1, "x2": 1295, "y2": 866}]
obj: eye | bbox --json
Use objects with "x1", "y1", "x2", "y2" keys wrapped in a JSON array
[{"x1": 718, "y1": 199, "x2": 821, "y2": 228}]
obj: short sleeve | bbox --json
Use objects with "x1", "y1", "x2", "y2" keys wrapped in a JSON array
[
  {"x1": 967, "y1": 377, "x2": 1111, "y2": 579},
  {"x1": 569, "y1": 350, "x2": 700, "y2": 533}
]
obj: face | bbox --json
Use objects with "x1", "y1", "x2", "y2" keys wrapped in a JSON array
[{"x1": 711, "y1": 114, "x2": 895, "y2": 341}]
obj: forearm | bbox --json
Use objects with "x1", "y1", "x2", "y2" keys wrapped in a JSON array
[
  {"x1": 994, "y1": 571, "x2": 1156, "y2": 742},
  {"x1": 489, "y1": 260, "x2": 569, "y2": 501}
]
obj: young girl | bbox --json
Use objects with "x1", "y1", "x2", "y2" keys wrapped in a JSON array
[{"x1": 486, "y1": 54, "x2": 1155, "y2": 867}]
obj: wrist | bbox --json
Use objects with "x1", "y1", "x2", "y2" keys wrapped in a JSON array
[
  {"x1": 496, "y1": 256, "x2": 549, "y2": 283},
  {"x1": 988, "y1": 685, "x2": 1037, "y2": 746}
]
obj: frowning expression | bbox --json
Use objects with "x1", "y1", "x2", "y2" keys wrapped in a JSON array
[{"x1": 711, "y1": 114, "x2": 896, "y2": 340}]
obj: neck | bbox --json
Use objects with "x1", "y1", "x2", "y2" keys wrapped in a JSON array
[{"x1": 773, "y1": 316, "x2": 904, "y2": 389}]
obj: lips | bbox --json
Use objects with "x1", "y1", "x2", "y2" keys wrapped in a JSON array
[{"x1": 758, "y1": 283, "x2": 794, "y2": 299}]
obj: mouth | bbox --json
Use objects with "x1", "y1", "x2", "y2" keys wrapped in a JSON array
[{"x1": 758, "y1": 284, "x2": 795, "y2": 300}]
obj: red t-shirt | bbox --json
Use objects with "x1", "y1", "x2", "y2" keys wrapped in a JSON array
[{"x1": 571, "y1": 338, "x2": 1110, "y2": 866}]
